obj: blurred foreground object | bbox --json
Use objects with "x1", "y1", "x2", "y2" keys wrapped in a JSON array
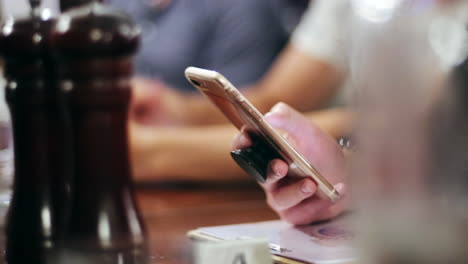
[
  {"x1": 51, "y1": 0, "x2": 148, "y2": 263},
  {"x1": 350, "y1": 0, "x2": 468, "y2": 263},
  {"x1": 194, "y1": 239, "x2": 273, "y2": 264},
  {"x1": 0, "y1": 0, "x2": 148, "y2": 263},
  {"x1": 0, "y1": 65, "x2": 12, "y2": 221},
  {"x1": 0, "y1": 1, "x2": 71, "y2": 262}
]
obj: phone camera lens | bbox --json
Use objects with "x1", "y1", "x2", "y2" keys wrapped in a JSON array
[{"x1": 190, "y1": 79, "x2": 201, "y2": 86}]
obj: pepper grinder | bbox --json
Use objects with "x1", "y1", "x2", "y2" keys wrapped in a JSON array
[
  {"x1": 51, "y1": 1, "x2": 148, "y2": 263},
  {"x1": 0, "y1": 0, "x2": 72, "y2": 263}
]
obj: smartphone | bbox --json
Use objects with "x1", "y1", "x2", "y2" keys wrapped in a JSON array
[{"x1": 185, "y1": 67, "x2": 340, "y2": 202}]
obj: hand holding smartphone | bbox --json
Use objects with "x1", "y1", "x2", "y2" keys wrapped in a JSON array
[{"x1": 184, "y1": 67, "x2": 341, "y2": 203}]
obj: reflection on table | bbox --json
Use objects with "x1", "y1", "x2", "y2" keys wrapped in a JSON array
[{"x1": 137, "y1": 182, "x2": 277, "y2": 264}]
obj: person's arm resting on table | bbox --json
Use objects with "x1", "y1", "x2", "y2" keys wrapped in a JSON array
[{"x1": 129, "y1": 107, "x2": 351, "y2": 182}]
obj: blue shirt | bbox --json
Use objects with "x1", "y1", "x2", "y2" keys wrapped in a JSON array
[{"x1": 108, "y1": 0, "x2": 308, "y2": 91}]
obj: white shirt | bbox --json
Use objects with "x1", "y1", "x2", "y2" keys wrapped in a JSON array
[
  {"x1": 428, "y1": 1, "x2": 468, "y2": 70},
  {"x1": 291, "y1": 0, "x2": 350, "y2": 74},
  {"x1": 290, "y1": 0, "x2": 468, "y2": 104}
]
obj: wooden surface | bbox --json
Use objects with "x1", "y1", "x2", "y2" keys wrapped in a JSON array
[{"x1": 136, "y1": 182, "x2": 278, "y2": 264}]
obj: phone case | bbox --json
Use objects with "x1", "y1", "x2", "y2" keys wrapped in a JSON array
[{"x1": 185, "y1": 67, "x2": 340, "y2": 202}]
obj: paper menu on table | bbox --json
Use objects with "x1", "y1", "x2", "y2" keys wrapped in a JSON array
[{"x1": 189, "y1": 216, "x2": 358, "y2": 264}]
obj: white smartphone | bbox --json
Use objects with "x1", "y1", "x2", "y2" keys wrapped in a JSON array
[{"x1": 185, "y1": 67, "x2": 340, "y2": 202}]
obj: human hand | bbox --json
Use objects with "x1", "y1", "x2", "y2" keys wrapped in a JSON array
[
  {"x1": 130, "y1": 77, "x2": 182, "y2": 126},
  {"x1": 232, "y1": 103, "x2": 348, "y2": 225}
]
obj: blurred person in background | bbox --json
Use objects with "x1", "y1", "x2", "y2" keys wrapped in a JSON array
[
  {"x1": 129, "y1": 0, "x2": 344, "y2": 126},
  {"x1": 106, "y1": 0, "x2": 309, "y2": 125},
  {"x1": 129, "y1": 0, "x2": 354, "y2": 182}
]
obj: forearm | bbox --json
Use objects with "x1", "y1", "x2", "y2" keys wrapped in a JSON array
[
  {"x1": 130, "y1": 124, "x2": 248, "y2": 182},
  {"x1": 130, "y1": 108, "x2": 352, "y2": 182},
  {"x1": 246, "y1": 47, "x2": 343, "y2": 115},
  {"x1": 172, "y1": 46, "x2": 343, "y2": 126},
  {"x1": 170, "y1": 93, "x2": 232, "y2": 126},
  {"x1": 304, "y1": 108, "x2": 353, "y2": 139}
]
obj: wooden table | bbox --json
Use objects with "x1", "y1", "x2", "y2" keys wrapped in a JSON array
[{"x1": 136, "y1": 182, "x2": 278, "y2": 264}]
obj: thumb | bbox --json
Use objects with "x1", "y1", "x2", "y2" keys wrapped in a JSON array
[
  {"x1": 264, "y1": 103, "x2": 345, "y2": 182},
  {"x1": 264, "y1": 102, "x2": 331, "y2": 146}
]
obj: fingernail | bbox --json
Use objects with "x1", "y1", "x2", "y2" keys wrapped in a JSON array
[
  {"x1": 333, "y1": 183, "x2": 346, "y2": 195},
  {"x1": 269, "y1": 163, "x2": 283, "y2": 179},
  {"x1": 264, "y1": 103, "x2": 289, "y2": 126},
  {"x1": 272, "y1": 167, "x2": 281, "y2": 179},
  {"x1": 273, "y1": 173, "x2": 282, "y2": 180},
  {"x1": 301, "y1": 182, "x2": 313, "y2": 194},
  {"x1": 239, "y1": 133, "x2": 250, "y2": 146},
  {"x1": 270, "y1": 102, "x2": 288, "y2": 114}
]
